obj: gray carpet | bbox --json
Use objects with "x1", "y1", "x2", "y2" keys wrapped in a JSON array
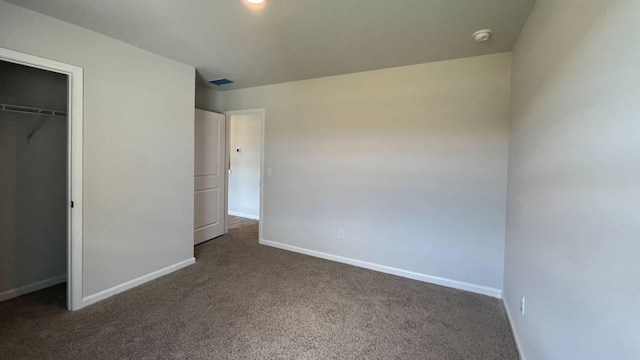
[{"x1": 0, "y1": 216, "x2": 518, "y2": 359}]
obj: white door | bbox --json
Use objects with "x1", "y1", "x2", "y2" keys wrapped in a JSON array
[{"x1": 194, "y1": 109, "x2": 226, "y2": 245}]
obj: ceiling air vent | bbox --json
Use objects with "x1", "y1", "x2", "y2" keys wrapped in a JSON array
[{"x1": 209, "y1": 78, "x2": 234, "y2": 86}]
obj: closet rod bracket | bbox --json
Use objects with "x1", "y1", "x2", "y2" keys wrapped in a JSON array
[{"x1": 0, "y1": 104, "x2": 68, "y2": 142}]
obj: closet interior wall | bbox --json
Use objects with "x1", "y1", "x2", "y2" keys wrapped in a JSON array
[{"x1": 0, "y1": 60, "x2": 68, "y2": 301}]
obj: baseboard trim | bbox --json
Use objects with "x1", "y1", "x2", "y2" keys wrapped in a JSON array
[
  {"x1": 82, "y1": 257, "x2": 196, "y2": 308},
  {"x1": 228, "y1": 211, "x2": 259, "y2": 220},
  {"x1": 0, "y1": 274, "x2": 66, "y2": 302},
  {"x1": 260, "y1": 239, "x2": 502, "y2": 298},
  {"x1": 503, "y1": 297, "x2": 527, "y2": 360}
]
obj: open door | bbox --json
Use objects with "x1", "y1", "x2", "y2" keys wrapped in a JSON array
[{"x1": 194, "y1": 109, "x2": 226, "y2": 245}]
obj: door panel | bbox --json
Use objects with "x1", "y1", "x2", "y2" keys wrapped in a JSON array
[
  {"x1": 194, "y1": 189, "x2": 220, "y2": 229},
  {"x1": 194, "y1": 109, "x2": 226, "y2": 244}
]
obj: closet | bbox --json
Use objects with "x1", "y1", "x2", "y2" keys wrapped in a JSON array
[{"x1": 0, "y1": 60, "x2": 68, "y2": 305}]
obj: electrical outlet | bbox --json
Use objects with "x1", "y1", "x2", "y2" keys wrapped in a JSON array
[
  {"x1": 520, "y1": 297, "x2": 526, "y2": 316},
  {"x1": 266, "y1": 168, "x2": 272, "y2": 177},
  {"x1": 337, "y1": 228, "x2": 345, "y2": 239}
]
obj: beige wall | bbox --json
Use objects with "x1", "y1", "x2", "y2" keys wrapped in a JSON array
[
  {"x1": 0, "y1": 61, "x2": 67, "y2": 299},
  {"x1": 0, "y1": 1, "x2": 196, "y2": 299},
  {"x1": 0, "y1": 113, "x2": 67, "y2": 298},
  {"x1": 228, "y1": 113, "x2": 262, "y2": 219},
  {"x1": 195, "y1": 86, "x2": 221, "y2": 113},
  {"x1": 201, "y1": 53, "x2": 511, "y2": 293},
  {"x1": 0, "y1": 60, "x2": 67, "y2": 110},
  {"x1": 504, "y1": 0, "x2": 640, "y2": 359}
]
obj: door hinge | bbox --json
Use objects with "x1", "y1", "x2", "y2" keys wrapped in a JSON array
[{"x1": 70, "y1": 201, "x2": 74, "y2": 208}]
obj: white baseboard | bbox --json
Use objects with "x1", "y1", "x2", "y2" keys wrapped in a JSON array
[
  {"x1": 0, "y1": 274, "x2": 66, "y2": 302},
  {"x1": 260, "y1": 239, "x2": 502, "y2": 298},
  {"x1": 82, "y1": 257, "x2": 196, "y2": 307},
  {"x1": 503, "y1": 297, "x2": 527, "y2": 360},
  {"x1": 228, "y1": 211, "x2": 259, "y2": 220}
]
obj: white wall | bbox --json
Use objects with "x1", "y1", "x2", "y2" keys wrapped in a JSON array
[
  {"x1": 195, "y1": 86, "x2": 221, "y2": 113},
  {"x1": 0, "y1": 1, "x2": 196, "y2": 300},
  {"x1": 228, "y1": 113, "x2": 262, "y2": 219},
  {"x1": 202, "y1": 53, "x2": 511, "y2": 294},
  {"x1": 504, "y1": 0, "x2": 640, "y2": 359},
  {"x1": 0, "y1": 115, "x2": 67, "y2": 298},
  {"x1": 0, "y1": 60, "x2": 67, "y2": 110},
  {"x1": 0, "y1": 61, "x2": 68, "y2": 297}
]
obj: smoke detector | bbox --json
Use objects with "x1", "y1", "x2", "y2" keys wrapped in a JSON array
[{"x1": 472, "y1": 29, "x2": 492, "y2": 42}]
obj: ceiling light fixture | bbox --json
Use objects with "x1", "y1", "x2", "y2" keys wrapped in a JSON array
[
  {"x1": 245, "y1": 0, "x2": 265, "y2": 4},
  {"x1": 472, "y1": 29, "x2": 492, "y2": 42}
]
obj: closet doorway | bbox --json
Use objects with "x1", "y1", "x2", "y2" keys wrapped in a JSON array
[{"x1": 0, "y1": 48, "x2": 83, "y2": 311}]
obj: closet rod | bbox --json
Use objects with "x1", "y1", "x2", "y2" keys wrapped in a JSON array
[{"x1": 0, "y1": 103, "x2": 67, "y2": 117}]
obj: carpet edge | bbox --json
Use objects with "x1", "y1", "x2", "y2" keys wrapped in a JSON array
[
  {"x1": 260, "y1": 238, "x2": 502, "y2": 298},
  {"x1": 81, "y1": 257, "x2": 196, "y2": 308},
  {"x1": 0, "y1": 274, "x2": 66, "y2": 302}
]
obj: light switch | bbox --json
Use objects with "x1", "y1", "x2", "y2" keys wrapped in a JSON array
[{"x1": 266, "y1": 168, "x2": 272, "y2": 177}]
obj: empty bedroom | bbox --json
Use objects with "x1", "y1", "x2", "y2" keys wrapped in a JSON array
[{"x1": 0, "y1": 0, "x2": 638, "y2": 359}]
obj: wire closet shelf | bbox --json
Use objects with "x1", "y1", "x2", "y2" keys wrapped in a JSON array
[
  {"x1": 0, "y1": 103, "x2": 68, "y2": 141},
  {"x1": 0, "y1": 103, "x2": 67, "y2": 117}
]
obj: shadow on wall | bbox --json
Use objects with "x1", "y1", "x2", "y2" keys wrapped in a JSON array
[
  {"x1": 504, "y1": 0, "x2": 640, "y2": 359},
  {"x1": 0, "y1": 60, "x2": 68, "y2": 301}
]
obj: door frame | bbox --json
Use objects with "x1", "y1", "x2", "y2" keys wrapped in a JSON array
[
  {"x1": 0, "y1": 47, "x2": 84, "y2": 311},
  {"x1": 223, "y1": 109, "x2": 265, "y2": 242}
]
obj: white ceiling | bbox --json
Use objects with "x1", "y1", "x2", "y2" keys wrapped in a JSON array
[{"x1": 7, "y1": 0, "x2": 536, "y2": 90}]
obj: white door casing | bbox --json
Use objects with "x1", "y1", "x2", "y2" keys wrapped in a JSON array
[{"x1": 194, "y1": 109, "x2": 226, "y2": 244}]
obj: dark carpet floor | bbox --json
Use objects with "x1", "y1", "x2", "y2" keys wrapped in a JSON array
[{"x1": 0, "y1": 216, "x2": 518, "y2": 359}]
